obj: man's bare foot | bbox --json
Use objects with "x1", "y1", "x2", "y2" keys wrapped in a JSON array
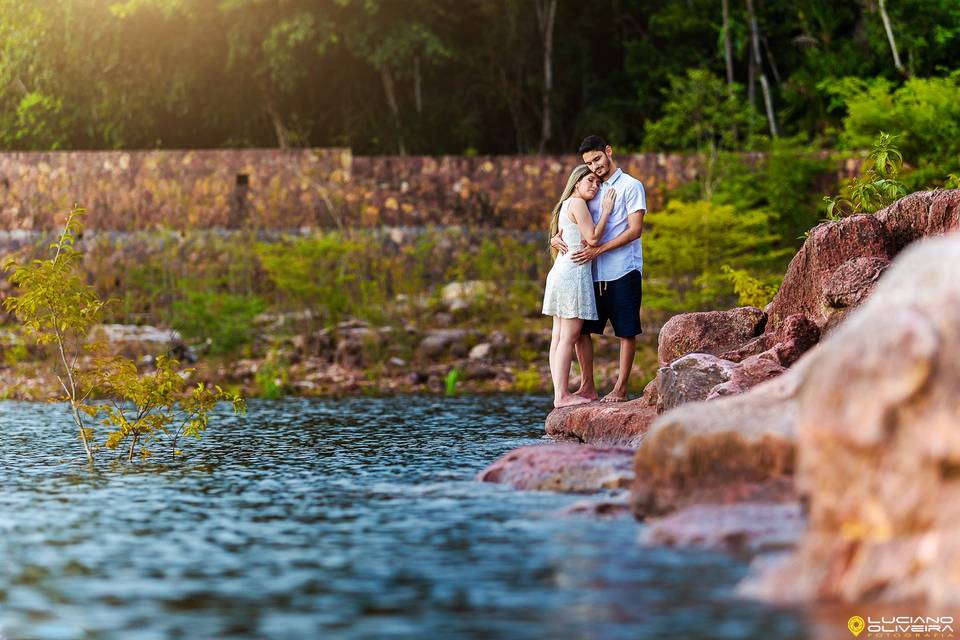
[
  {"x1": 600, "y1": 391, "x2": 628, "y2": 403},
  {"x1": 574, "y1": 388, "x2": 599, "y2": 401},
  {"x1": 554, "y1": 395, "x2": 593, "y2": 408}
]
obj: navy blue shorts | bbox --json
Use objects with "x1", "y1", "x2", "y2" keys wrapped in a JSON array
[{"x1": 581, "y1": 270, "x2": 643, "y2": 337}]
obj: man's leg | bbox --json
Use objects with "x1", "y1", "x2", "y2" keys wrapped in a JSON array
[
  {"x1": 602, "y1": 336, "x2": 635, "y2": 402},
  {"x1": 600, "y1": 270, "x2": 642, "y2": 403},
  {"x1": 574, "y1": 334, "x2": 597, "y2": 400}
]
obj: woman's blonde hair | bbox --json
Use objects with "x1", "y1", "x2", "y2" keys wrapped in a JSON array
[{"x1": 548, "y1": 164, "x2": 593, "y2": 260}]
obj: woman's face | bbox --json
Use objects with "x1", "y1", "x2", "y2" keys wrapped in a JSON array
[{"x1": 576, "y1": 173, "x2": 601, "y2": 200}]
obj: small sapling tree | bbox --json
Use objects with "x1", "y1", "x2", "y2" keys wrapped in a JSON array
[{"x1": 3, "y1": 206, "x2": 244, "y2": 465}]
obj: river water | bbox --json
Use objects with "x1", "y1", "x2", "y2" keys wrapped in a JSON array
[{"x1": 0, "y1": 396, "x2": 808, "y2": 639}]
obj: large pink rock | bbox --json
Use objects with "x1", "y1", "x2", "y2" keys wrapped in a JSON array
[
  {"x1": 545, "y1": 385, "x2": 656, "y2": 448},
  {"x1": 641, "y1": 502, "x2": 804, "y2": 553},
  {"x1": 766, "y1": 214, "x2": 890, "y2": 333},
  {"x1": 476, "y1": 443, "x2": 635, "y2": 493},
  {"x1": 657, "y1": 307, "x2": 765, "y2": 366},
  {"x1": 740, "y1": 233, "x2": 960, "y2": 607},
  {"x1": 631, "y1": 352, "x2": 813, "y2": 519},
  {"x1": 545, "y1": 400, "x2": 654, "y2": 448},
  {"x1": 875, "y1": 189, "x2": 960, "y2": 254}
]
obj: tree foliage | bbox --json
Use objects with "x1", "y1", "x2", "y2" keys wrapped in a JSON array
[
  {"x1": 3, "y1": 207, "x2": 244, "y2": 464},
  {"x1": 0, "y1": 0, "x2": 957, "y2": 153}
]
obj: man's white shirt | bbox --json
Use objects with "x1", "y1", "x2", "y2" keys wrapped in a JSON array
[{"x1": 586, "y1": 167, "x2": 646, "y2": 282}]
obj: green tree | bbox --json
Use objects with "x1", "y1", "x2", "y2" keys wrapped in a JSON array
[{"x1": 3, "y1": 207, "x2": 244, "y2": 464}]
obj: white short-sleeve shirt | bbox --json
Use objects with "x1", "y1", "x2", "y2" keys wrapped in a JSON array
[{"x1": 586, "y1": 167, "x2": 646, "y2": 282}]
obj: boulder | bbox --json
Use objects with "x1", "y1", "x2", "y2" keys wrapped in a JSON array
[
  {"x1": 631, "y1": 352, "x2": 813, "y2": 519},
  {"x1": 418, "y1": 328, "x2": 470, "y2": 360},
  {"x1": 441, "y1": 280, "x2": 494, "y2": 311},
  {"x1": 656, "y1": 353, "x2": 736, "y2": 412},
  {"x1": 706, "y1": 350, "x2": 785, "y2": 400},
  {"x1": 740, "y1": 233, "x2": 960, "y2": 606},
  {"x1": 641, "y1": 502, "x2": 805, "y2": 554},
  {"x1": 89, "y1": 324, "x2": 194, "y2": 361},
  {"x1": 334, "y1": 326, "x2": 379, "y2": 367},
  {"x1": 657, "y1": 306, "x2": 765, "y2": 366},
  {"x1": 476, "y1": 443, "x2": 635, "y2": 493},
  {"x1": 875, "y1": 189, "x2": 960, "y2": 255},
  {"x1": 545, "y1": 394, "x2": 656, "y2": 449},
  {"x1": 769, "y1": 314, "x2": 821, "y2": 367},
  {"x1": 560, "y1": 492, "x2": 632, "y2": 519},
  {"x1": 822, "y1": 256, "x2": 890, "y2": 309},
  {"x1": 468, "y1": 342, "x2": 492, "y2": 360},
  {"x1": 765, "y1": 214, "x2": 890, "y2": 333}
]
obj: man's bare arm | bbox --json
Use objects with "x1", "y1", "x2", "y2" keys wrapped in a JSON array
[{"x1": 571, "y1": 210, "x2": 644, "y2": 264}]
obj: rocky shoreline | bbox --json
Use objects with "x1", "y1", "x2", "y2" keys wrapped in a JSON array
[{"x1": 478, "y1": 190, "x2": 960, "y2": 611}]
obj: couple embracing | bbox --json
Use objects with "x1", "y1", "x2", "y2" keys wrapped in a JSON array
[{"x1": 542, "y1": 135, "x2": 646, "y2": 408}]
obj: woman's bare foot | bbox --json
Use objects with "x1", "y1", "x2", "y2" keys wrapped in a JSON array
[{"x1": 554, "y1": 394, "x2": 593, "y2": 408}]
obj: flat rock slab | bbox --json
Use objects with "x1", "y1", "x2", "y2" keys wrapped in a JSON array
[
  {"x1": 545, "y1": 398, "x2": 655, "y2": 448},
  {"x1": 476, "y1": 443, "x2": 635, "y2": 494},
  {"x1": 641, "y1": 502, "x2": 805, "y2": 554}
]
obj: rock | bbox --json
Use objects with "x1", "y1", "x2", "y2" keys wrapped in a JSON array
[
  {"x1": 469, "y1": 342, "x2": 492, "y2": 360},
  {"x1": 656, "y1": 353, "x2": 736, "y2": 413},
  {"x1": 738, "y1": 233, "x2": 960, "y2": 607},
  {"x1": 442, "y1": 280, "x2": 494, "y2": 311},
  {"x1": 641, "y1": 502, "x2": 805, "y2": 554},
  {"x1": 560, "y1": 492, "x2": 633, "y2": 519},
  {"x1": 334, "y1": 327, "x2": 379, "y2": 367},
  {"x1": 461, "y1": 360, "x2": 498, "y2": 381},
  {"x1": 476, "y1": 443, "x2": 635, "y2": 493},
  {"x1": 386, "y1": 357, "x2": 407, "y2": 368},
  {"x1": 875, "y1": 189, "x2": 960, "y2": 255},
  {"x1": 706, "y1": 350, "x2": 785, "y2": 400},
  {"x1": 657, "y1": 307, "x2": 766, "y2": 366},
  {"x1": 769, "y1": 314, "x2": 820, "y2": 367},
  {"x1": 631, "y1": 353, "x2": 813, "y2": 519},
  {"x1": 89, "y1": 324, "x2": 192, "y2": 361},
  {"x1": 766, "y1": 214, "x2": 890, "y2": 333},
  {"x1": 719, "y1": 313, "x2": 820, "y2": 368},
  {"x1": 545, "y1": 395, "x2": 656, "y2": 448},
  {"x1": 822, "y1": 256, "x2": 890, "y2": 309},
  {"x1": 418, "y1": 329, "x2": 469, "y2": 360}
]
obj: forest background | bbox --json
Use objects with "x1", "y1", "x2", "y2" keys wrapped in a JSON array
[{"x1": 1, "y1": 0, "x2": 959, "y2": 397}]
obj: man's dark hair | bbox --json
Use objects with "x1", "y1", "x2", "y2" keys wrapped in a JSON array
[{"x1": 578, "y1": 135, "x2": 609, "y2": 155}]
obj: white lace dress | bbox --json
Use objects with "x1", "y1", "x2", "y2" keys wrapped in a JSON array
[{"x1": 542, "y1": 200, "x2": 598, "y2": 320}]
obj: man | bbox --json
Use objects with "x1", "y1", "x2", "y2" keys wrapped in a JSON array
[{"x1": 551, "y1": 135, "x2": 646, "y2": 402}]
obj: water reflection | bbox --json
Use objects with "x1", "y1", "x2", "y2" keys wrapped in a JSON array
[{"x1": 0, "y1": 397, "x2": 808, "y2": 639}]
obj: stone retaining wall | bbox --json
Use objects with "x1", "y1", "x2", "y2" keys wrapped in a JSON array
[{"x1": 0, "y1": 149, "x2": 847, "y2": 231}]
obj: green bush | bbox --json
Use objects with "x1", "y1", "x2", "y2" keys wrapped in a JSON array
[
  {"x1": 171, "y1": 291, "x2": 265, "y2": 355},
  {"x1": 642, "y1": 199, "x2": 789, "y2": 312},
  {"x1": 826, "y1": 72, "x2": 960, "y2": 176}
]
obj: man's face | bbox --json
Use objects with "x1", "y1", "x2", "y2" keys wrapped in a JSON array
[{"x1": 581, "y1": 146, "x2": 613, "y2": 179}]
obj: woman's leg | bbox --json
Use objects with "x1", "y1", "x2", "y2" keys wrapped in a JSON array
[
  {"x1": 553, "y1": 317, "x2": 591, "y2": 408},
  {"x1": 549, "y1": 316, "x2": 561, "y2": 383}
]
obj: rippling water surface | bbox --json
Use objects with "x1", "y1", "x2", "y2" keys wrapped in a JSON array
[{"x1": 0, "y1": 396, "x2": 807, "y2": 639}]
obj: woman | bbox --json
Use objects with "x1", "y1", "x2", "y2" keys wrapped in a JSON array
[{"x1": 542, "y1": 164, "x2": 615, "y2": 408}]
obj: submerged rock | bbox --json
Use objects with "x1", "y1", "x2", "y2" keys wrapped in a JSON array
[
  {"x1": 477, "y1": 443, "x2": 635, "y2": 493},
  {"x1": 641, "y1": 502, "x2": 804, "y2": 554},
  {"x1": 740, "y1": 232, "x2": 960, "y2": 606}
]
